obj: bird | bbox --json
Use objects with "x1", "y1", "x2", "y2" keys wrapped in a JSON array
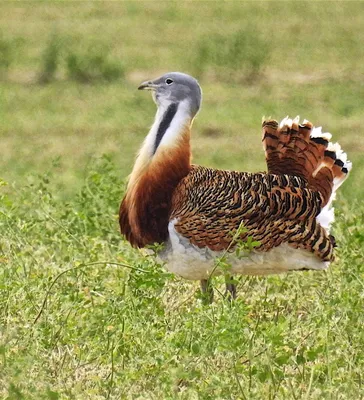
[{"x1": 119, "y1": 72, "x2": 352, "y2": 302}]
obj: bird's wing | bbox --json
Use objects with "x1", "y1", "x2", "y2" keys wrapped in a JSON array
[{"x1": 170, "y1": 165, "x2": 334, "y2": 261}]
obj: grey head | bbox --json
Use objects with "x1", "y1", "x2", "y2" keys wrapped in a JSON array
[{"x1": 138, "y1": 72, "x2": 202, "y2": 117}]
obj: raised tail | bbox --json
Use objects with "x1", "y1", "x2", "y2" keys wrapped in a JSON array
[{"x1": 262, "y1": 116, "x2": 352, "y2": 230}]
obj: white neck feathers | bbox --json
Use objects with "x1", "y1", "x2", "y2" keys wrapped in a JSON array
[
  {"x1": 145, "y1": 99, "x2": 192, "y2": 154},
  {"x1": 127, "y1": 100, "x2": 192, "y2": 189}
]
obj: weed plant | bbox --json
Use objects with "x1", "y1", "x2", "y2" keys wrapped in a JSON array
[
  {"x1": 1, "y1": 157, "x2": 364, "y2": 399},
  {"x1": 0, "y1": 32, "x2": 13, "y2": 78},
  {"x1": 195, "y1": 29, "x2": 270, "y2": 82},
  {"x1": 66, "y1": 45, "x2": 125, "y2": 84},
  {"x1": 38, "y1": 34, "x2": 61, "y2": 84},
  {"x1": 37, "y1": 34, "x2": 125, "y2": 84}
]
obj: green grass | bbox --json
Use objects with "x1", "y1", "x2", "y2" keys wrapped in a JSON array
[{"x1": 1, "y1": 2, "x2": 364, "y2": 399}]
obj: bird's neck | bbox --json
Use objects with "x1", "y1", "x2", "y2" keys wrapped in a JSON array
[
  {"x1": 121, "y1": 101, "x2": 193, "y2": 246},
  {"x1": 128, "y1": 101, "x2": 192, "y2": 190}
]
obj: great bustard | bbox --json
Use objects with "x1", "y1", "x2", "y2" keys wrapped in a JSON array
[{"x1": 119, "y1": 72, "x2": 352, "y2": 301}]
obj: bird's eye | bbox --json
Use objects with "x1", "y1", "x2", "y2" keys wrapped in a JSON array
[{"x1": 165, "y1": 78, "x2": 174, "y2": 85}]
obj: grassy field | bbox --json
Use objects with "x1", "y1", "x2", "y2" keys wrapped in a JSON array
[{"x1": 1, "y1": 2, "x2": 364, "y2": 399}]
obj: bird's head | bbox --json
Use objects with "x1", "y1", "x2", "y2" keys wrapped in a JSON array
[{"x1": 138, "y1": 72, "x2": 202, "y2": 117}]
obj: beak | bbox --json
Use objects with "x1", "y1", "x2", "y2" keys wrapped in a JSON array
[{"x1": 138, "y1": 80, "x2": 158, "y2": 91}]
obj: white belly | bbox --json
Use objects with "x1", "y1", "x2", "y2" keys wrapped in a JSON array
[{"x1": 158, "y1": 220, "x2": 329, "y2": 281}]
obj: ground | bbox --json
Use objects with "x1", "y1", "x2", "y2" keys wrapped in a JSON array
[{"x1": 1, "y1": 2, "x2": 364, "y2": 399}]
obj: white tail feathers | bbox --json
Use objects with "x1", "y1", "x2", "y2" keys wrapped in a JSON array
[{"x1": 311, "y1": 126, "x2": 332, "y2": 142}]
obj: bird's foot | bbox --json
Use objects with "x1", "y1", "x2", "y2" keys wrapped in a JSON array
[
  {"x1": 200, "y1": 279, "x2": 214, "y2": 304},
  {"x1": 224, "y1": 276, "x2": 237, "y2": 301}
]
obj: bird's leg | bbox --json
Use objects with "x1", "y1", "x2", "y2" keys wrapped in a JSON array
[
  {"x1": 224, "y1": 276, "x2": 237, "y2": 301},
  {"x1": 200, "y1": 279, "x2": 214, "y2": 304}
]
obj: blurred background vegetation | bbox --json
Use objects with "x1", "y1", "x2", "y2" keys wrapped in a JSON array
[{"x1": 0, "y1": 1, "x2": 363, "y2": 199}]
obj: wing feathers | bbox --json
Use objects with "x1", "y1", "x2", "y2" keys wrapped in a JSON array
[{"x1": 171, "y1": 165, "x2": 333, "y2": 262}]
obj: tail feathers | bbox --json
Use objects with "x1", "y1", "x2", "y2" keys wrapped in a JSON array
[{"x1": 262, "y1": 116, "x2": 352, "y2": 207}]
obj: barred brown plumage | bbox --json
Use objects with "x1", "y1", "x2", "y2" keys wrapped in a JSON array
[
  {"x1": 119, "y1": 72, "x2": 352, "y2": 301},
  {"x1": 170, "y1": 165, "x2": 333, "y2": 260}
]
